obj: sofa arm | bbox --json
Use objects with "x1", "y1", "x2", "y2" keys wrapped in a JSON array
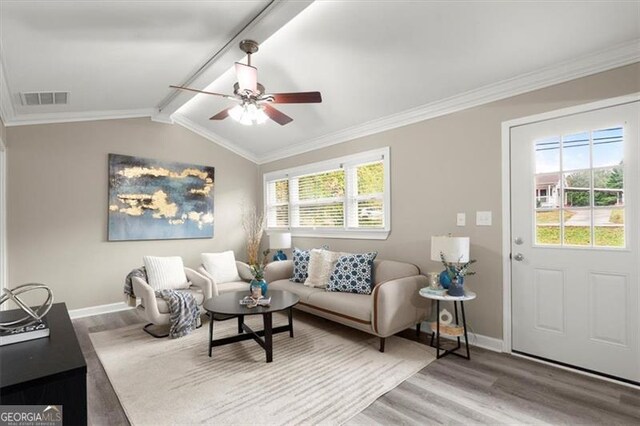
[
  {"x1": 185, "y1": 267, "x2": 212, "y2": 300},
  {"x1": 132, "y1": 276, "x2": 162, "y2": 323},
  {"x1": 372, "y1": 275, "x2": 430, "y2": 337},
  {"x1": 264, "y1": 260, "x2": 293, "y2": 283},
  {"x1": 236, "y1": 261, "x2": 254, "y2": 281}
]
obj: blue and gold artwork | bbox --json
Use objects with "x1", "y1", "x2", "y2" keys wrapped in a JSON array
[{"x1": 108, "y1": 154, "x2": 214, "y2": 241}]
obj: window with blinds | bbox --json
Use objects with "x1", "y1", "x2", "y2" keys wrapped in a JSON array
[{"x1": 263, "y1": 147, "x2": 390, "y2": 239}]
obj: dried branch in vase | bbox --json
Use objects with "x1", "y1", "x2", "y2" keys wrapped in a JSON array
[{"x1": 241, "y1": 205, "x2": 265, "y2": 266}]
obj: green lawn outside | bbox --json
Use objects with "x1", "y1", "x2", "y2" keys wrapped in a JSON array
[{"x1": 536, "y1": 225, "x2": 624, "y2": 247}]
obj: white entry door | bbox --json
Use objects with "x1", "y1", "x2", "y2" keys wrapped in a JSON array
[{"x1": 511, "y1": 101, "x2": 639, "y2": 383}]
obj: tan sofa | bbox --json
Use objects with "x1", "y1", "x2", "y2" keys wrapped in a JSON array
[{"x1": 265, "y1": 259, "x2": 430, "y2": 352}]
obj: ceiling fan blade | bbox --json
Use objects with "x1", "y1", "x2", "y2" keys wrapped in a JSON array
[
  {"x1": 263, "y1": 104, "x2": 293, "y2": 126},
  {"x1": 170, "y1": 85, "x2": 231, "y2": 98},
  {"x1": 269, "y1": 92, "x2": 322, "y2": 104},
  {"x1": 235, "y1": 63, "x2": 258, "y2": 93},
  {"x1": 209, "y1": 108, "x2": 232, "y2": 120}
]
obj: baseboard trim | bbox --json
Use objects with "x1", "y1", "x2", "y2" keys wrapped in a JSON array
[
  {"x1": 420, "y1": 320, "x2": 503, "y2": 353},
  {"x1": 68, "y1": 301, "x2": 135, "y2": 320}
]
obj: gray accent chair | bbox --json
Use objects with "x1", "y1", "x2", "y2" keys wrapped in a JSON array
[{"x1": 132, "y1": 267, "x2": 212, "y2": 338}]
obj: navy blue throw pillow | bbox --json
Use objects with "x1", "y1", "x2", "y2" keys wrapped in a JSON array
[
  {"x1": 290, "y1": 247, "x2": 311, "y2": 283},
  {"x1": 327, "y1": 252, "x2": 378, "y2": 294}
]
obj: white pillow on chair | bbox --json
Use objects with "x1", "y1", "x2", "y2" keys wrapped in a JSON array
[
  {"x1": 143, "y1": 256, "x2": 189, "y2": 290},
  {"x1": 201, "y1": 251, "x2": 241, "y2": 284}
]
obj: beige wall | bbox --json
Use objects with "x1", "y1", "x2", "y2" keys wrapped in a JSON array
[
  {"x1": 261, "y1": 63, "x2": 640, "y2": 340},
  {"x1": 0, "y1": 117, "x2": 6, "y2": 149},
  {"x1": 6, "y1": 118, "x2": 260, "y2": 310}
]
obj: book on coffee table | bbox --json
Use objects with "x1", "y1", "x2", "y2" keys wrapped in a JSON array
[{"x1": 239, "y1": 296, "x2": 271, "y2": 306}]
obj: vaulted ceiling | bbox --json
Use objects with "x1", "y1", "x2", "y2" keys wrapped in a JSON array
[{"x1": 1, "y1": 1, "x2": 639, "y2": 163}]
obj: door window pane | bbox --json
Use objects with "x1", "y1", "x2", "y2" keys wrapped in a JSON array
[
  {"x1": 594, "y1": 208, "x2": 624, "y2": 247},
  {"x1": 535, "y1": 174, "x2": 560, "y2": 208},
  {"x1": 535, "y1": 136, "x2": 560, "y2": 174},
  {"x1": 562, "y1": 132, "x2": 590, "y2": 171},
  {"x1": 593, "y1": 127, "x2": 623, "y2": 168},
  {"x1": 563, "y1": 209, "x2": 591, "y2": 246},
  {"x1": 594, "y1": 167, "x2": 624, "y2": 207},
  {"x1": 563, "y1": 171, "x2": 591, "y2": 208},
  {"x1": 536, "y1": 210, "x2": 561, "y2": 245}
]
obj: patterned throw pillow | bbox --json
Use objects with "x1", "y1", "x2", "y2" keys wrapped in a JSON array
[
  {"x1": 327, "y1": 252, "x2": 378, "y2": 295},
  {"x1": 291, "y1": 248, "x2": 312, "y2": 283}
]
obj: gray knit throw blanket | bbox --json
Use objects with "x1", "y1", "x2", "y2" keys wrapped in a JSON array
[
  {"x1": 155, "y1": 289, "x2": 200, "y2": 339},
  {"x1": 125, "y1": 267, "x2": 199, "y2": 339}
]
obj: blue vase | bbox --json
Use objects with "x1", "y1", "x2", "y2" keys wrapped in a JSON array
[
  {"x1": 273, "y1": 250, "x2": 287, "y2": 261},
  {"x1": 250, "y1": 279, "x2": 268, "y2": 296},
  {"x1": 447, "y1": 276, "x2": 465, "y2": 296},
  {"x1": 439, "y1": 270, "x2": 451, "y2": 289}
]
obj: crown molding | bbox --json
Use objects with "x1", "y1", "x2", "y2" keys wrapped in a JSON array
[
  {"x1": 257, "y1": 39, "x2": 640, "y2": 164},
  {"x1": 171, "y1": 114, "x2": 259, "y2": 164},
  {"x1": 3, "y1": 108, "x2": 154, "y2": 127}
]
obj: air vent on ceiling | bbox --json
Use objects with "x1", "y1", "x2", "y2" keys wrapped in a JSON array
[{"x1": 20, "y1": 91, "x2": 69, "y2": 106}]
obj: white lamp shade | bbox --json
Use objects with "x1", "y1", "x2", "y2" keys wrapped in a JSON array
[
  {"x1": 269, "y1": 232, "x2": 292, "y2": 250},
  {"x1": 430, "y1": 236, "x2": 470, "y2": 263}
]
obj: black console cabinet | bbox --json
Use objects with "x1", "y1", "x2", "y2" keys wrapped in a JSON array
[{"x1": 1, "y1": 303, "x2": 87, "y2": 426}]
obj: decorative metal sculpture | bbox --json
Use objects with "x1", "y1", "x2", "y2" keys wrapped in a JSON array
[{"x1": 0, "y1": 283, "x2": 54, "y2": 331}]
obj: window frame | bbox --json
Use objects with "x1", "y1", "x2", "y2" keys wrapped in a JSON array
[{"x1": 263, "y1": 147, "x2": 391, "y2": 240}]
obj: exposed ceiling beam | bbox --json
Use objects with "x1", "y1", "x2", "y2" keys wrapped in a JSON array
[{"x1": 152, "y1": 0, "x2": 314, "y2": 123}]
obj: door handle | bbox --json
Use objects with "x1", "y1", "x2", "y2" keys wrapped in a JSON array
[{"x1": 513, "y1": 253, "x2": 524, "y2": 262}]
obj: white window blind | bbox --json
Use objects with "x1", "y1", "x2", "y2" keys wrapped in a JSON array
[{"x1": 264, "y1": 147, "x2": 390, "y2": 239}]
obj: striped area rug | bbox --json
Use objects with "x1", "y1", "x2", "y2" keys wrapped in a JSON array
[{"x1": 90, "y1": 312, "x2": 435, "y2": 425}]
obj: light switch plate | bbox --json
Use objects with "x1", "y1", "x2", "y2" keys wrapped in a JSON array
[
  {"x1": 476, "y1": 211, "x2": 492, "y2": 226},
  {"x1": 457, "y1": 213, "x2": 466, "y2": 226}
]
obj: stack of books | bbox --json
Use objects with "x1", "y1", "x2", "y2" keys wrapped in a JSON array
[
  {"x1": 0, "y1": 317, "x2": 50, "y2": 346},
  {"x1": 420, "y1": 287, "x2": 447, "y2": 297}
]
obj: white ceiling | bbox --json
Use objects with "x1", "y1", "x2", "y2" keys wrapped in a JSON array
[{"x1": 1, "y1": 1, "x2": 639, "y2": 163}]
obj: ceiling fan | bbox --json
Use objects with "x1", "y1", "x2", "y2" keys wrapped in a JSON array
[{"x1": 170, "y1": 39, "x2": 322, "y2": 126}]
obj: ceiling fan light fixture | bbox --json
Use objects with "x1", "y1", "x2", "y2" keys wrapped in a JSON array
[{"x1": 229, "y1": 102, "x2": 268, "y2": 126}]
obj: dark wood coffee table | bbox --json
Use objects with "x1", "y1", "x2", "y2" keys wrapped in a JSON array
[{"x1": 203, "y1": 290, "x2": 299, "y2": 363}]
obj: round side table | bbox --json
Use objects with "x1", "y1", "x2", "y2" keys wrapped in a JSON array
[{"x1": 418, "y1": 288, "x2": 476, "y2": 360}]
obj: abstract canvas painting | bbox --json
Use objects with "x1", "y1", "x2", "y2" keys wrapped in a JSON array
[{"x1": 108, "y1": 154, "x2": 215, "y2": 241}]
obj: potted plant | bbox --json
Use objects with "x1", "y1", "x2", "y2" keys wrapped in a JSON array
[{"x1": 440, "y1": 252, "x2": 476, "y2": 297}]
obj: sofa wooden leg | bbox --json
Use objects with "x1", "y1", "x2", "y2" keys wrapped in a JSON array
[
  {"x1": 416, "y1": 322, "x2": 421, "y2": 338},
  {"x1": 379, "y1": 337, "x2": 385, "y2": 353}
]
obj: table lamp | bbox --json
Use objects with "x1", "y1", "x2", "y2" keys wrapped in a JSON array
[
  {"x1": 430, "y1": 235, "x2": 470, "y2": 288},
  {"x1": 269, "y1": 232, "x2": 291, "y2": 261}
]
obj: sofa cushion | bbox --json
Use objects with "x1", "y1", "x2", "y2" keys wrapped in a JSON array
[
  {"x1": 217, "y1": 281, "x2": 250, "y2": 294},
  {"x1": 151, "y1": 288, "x2": 204, "y2": 314},
  {"x1": 327, "y1": 252, "x2": 377, "y2": 294},
  {"x1": 269, "y1": 279, "x2": 324, "y2": 303},
  {"x1": 201, "y1": 251, "x2": 241, "y2": 284},
  {"x1": 291, "y1": 248, "x2": 312, "y2": 283},
  {"x1": 143, "y1": 256, "x2": 189, "y2": 290},
  {"x1": 305, "y1": 291, "x2": 372, "y2": 324}
]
